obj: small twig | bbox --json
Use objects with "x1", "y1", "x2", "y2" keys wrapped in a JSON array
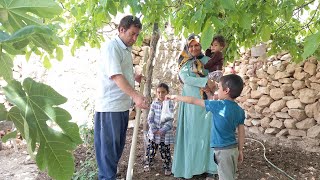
[
  {"x1": 278, "y1": 0, "x2": 317, "y2": 31},
  {"x1": 300, "y1": 4, "x2": 319, "y2": 32},
  {"x1": 294, "y1": 0, "x2": 316, "y2": 11}
]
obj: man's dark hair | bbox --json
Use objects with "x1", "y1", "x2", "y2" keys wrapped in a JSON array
[
  {"x1": 118, "y1": 15, "x2": 142, "y2": 31},
  {"x1": 212, "y1": 35, "x2": 225, "y2": 47},
  {"x1": 157, "y1": 83, "x2": 169, "y2": 92},
  {"x1": 220, "y1": 74, "x2": 243, "y2": 99}
]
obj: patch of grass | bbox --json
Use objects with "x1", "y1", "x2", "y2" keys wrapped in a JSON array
[
  {"x1": 72, "y1": 154, "x2": 97, "y2": 180},
  {"x1": 72, "y1": 126, "x2": 97, "y2": 180}
]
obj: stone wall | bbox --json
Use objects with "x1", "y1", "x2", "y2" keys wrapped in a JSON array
[
  {"x1": 232, "y1": 52, "x2": 320, "y2": 149},
  {"x1": 147, "y1": 36, "x2": 320, "y2": 151},
  {"x1": 132, "y1": 34, "x2": 182, "y2": 98}
]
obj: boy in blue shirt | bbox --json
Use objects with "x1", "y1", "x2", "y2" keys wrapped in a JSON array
[{"x1": 167, "y1": 74, "x2": 245, "y2": 180}]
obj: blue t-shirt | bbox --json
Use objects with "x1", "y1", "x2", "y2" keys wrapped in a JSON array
[{"x1": 204, "y1": 100, "x2": 245, "y2": 148}]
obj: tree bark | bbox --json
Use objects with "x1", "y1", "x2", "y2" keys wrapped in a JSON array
[{"x1": 142, "y1": 22, "x2": 160, "y2": 132}]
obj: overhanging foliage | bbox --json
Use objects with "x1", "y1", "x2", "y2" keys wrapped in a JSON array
[{"x1": 63, "y1": 0, "x2": 320, "y2": 61}]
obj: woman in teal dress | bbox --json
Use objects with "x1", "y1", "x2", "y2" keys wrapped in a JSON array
[{"x1": 172, "y1": 34, "x2": 218, "y2": 179}]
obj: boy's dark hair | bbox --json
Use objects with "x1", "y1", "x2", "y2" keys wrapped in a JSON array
[
  {"x1": 220, "y1": 74, "x2": 243, "y2": 99},
  {"x1": 118, "y1": 15, "x2": 142, "y2": 31},
  {"x1": 211, "y1": 35, "x2": 225, "y2": 47},
  {"x1": 157, "y1": 83, "x2": 169, "y2": 92}
]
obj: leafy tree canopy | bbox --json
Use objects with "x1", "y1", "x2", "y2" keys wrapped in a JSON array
[{"x1": 63, "y1": 0, "x2": 320, "y2": 62}]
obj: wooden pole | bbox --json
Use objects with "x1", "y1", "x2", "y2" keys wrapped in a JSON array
[
  {"x1": 126, "y1": 48, "x2": 148, "y2": 180},
  {"x1": 126, "y1": 107, "x2": 142, "y2": 180}
]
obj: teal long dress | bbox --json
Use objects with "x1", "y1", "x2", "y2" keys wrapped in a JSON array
[{"x1": 172, "y1": 56, "x2": 218, "y2": 178}]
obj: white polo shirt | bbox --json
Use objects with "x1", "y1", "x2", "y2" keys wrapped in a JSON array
[{"x1": 95, "y1": 36, "x2": 134, "y2": 112}]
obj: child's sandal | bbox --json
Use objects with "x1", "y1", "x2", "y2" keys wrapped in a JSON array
[
  {"x1": 164, "y1": 169, "x2": 171, "y2": 176},
  {"x1": 143, "y1": 165, "x2": 150, "y2": 172}
]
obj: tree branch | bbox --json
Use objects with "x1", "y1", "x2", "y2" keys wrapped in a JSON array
[
  {"x1": 277, "y1": 0, "x2": 318, "y2": 32},
  {"x1": 293, "y1": 0, "x2": 316, "y2": 11},
  {"x1": 293, "y1": 0, "x2": 317, "y2": 17},
  {"x1": 300, "y1": 4, "x2": 319, "y2": 32}
]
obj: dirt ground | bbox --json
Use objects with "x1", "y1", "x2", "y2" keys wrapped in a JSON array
[
  {"x1": 116, "y1": 127, "x2": 320, "y2": 180},
  {"x1": 0, "y1": 126, "x2": 320, "y2": 180},
  {"x1": 0, "y1": 144, "x2": 38, "y2": 180}
]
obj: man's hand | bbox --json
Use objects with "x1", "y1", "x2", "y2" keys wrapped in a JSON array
[{"x1": 133, "y1": 93, "x2": 149, "y2": 109}]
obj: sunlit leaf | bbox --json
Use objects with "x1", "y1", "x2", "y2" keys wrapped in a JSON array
[
  {"x1": 239, "y1": 13, "x2": 252, "y2": 29},
  {"x1": 25, "y1": 50, "x2": 32, "y2": 61},
  {"x1": 201, "y1": 19, "x2": 214, "y2": 49},
  {"x1": 0, "y1": 104, "x2": 7, "y2": 121},
  {"x1": 261, "y1": 26, "x2": 272, "y2": 42},
  {"x1": 185, "y1": 3, "x2": 193, "y2": 8},
  {"x1": 0, "y1": 7, "x2": 8, "y2": 21},
  {"x1": 1, "y1": 130, "x2": 17, "y2": 143},
  {"x1": 56, "y1": 46, "x2": 64, "y2": 61},
  {"x1": 12, "y1": 39, "x2": 30, "y2": 50},
  {"x1": 0, "y1": 0, "x2": 63, "y2": 32},
  {"x1": 0, "y1": 53, "x2": 13, "y2": 81},
  {"x1": 211, "y1": 16, "x2": 223, "y2": 29},
  {"x1": 1, "y1": 25, "x2": 63, "y2": 54},
  {"x1": 302, "y1": 32, "x2": 320, "y2": 59},
  {"x1": 7, "y1": 107, "x2": 25, "y2": 138},
  {"x1": 128, "y1": 0, "x2": 141, "y2": 14},
  {"x1": 219, "y1": 0, "x2": 235, "y2": 10},
  {"x1": 43, "y1": 55, "x2": 51, "y2": 69},
  {"x1": 108, "y1": 1, "x2": 117, "y2": 16}
]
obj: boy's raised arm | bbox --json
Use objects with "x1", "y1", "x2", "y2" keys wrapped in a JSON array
[{"x1": 166, "y1": 95, "x2": 205, "y2": 107}]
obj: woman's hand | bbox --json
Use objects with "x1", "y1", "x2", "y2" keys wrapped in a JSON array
[
  {"x1": 202, "y1": 87, "x2": 213, "y2": 99},
  {"x1": 207, "y1": 79, "x2": 216, "y2": 92}
]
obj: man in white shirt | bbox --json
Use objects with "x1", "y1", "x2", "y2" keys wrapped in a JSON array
[{"x1": 94, "y1": 15, "x2": 149, "y2": 180}]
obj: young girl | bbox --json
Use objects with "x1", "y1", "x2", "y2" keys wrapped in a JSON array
[
  {"x1": 145, "y1": 83, "x2": 174, "y2": 176},
  {"x1": 204, "y1": 35, "x2": 225, "y2": 82}
]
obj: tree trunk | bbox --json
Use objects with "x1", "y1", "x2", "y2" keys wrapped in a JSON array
[{"x1": 142, "y1": 22, "x2": 160, "y2": 132}]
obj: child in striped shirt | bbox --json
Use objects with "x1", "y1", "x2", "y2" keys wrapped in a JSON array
[{"x1": 145, "y1": 83, "x2": 174, "y2": 176}]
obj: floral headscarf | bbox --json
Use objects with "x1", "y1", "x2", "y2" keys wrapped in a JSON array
[{"x1": 178, "y1": 34, "x2": 204, "y2": 76}]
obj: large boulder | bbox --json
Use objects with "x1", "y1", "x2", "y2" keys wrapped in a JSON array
[
  {"x1": 286, "y1": 99, "x2": 304, "y2": 109},
  {"x1": 288, "y1": 109, "x2": 307, "y2": 121},
  {"x1": 296, "y1": 118, "x2": 316, "y2": 130},
  {"x1": 299, "y1": 88, "x2": 317, "y2": 104},
  {"x1": 304, "y1": 61, "x2": 317, "y2": 76},
  {"x1": 258, "y1": 95, "x2": 274, "y2": 108},
  {"x1": 307, "y1": 125, "x2": 320, "y2": 138},
  {"x1": 270, "y1": 88, "x2": 285, "y2": 100},
  {"x1": 270, "y1": 100, "x2": 286, "y2": 112}
]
